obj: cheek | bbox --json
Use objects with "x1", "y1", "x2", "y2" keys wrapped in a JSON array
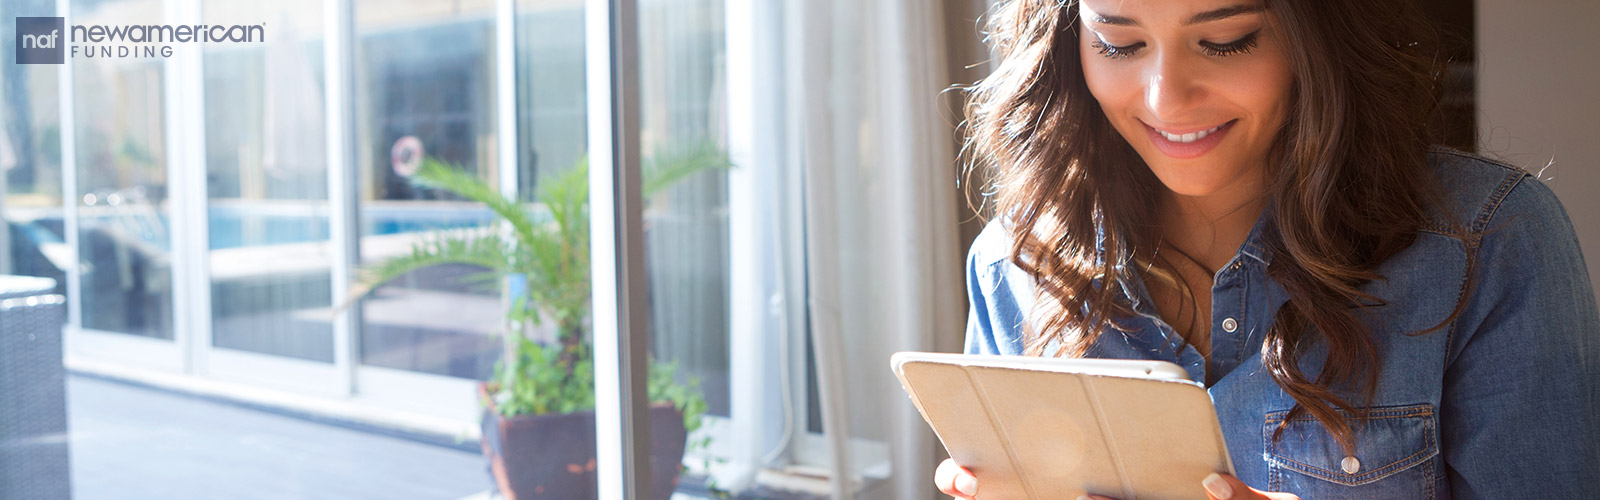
[
  {"x1": 1235, "y1": 51, "x2": 1294, "y2": 129},
  {"x1": 1078, "y1": 31, "x2": 1137, "y2": 106},
  {"x1": 1080, "y1": 61, "x2": 1116, "y2": 106},
  {"x1": 1249, "y1": 79, "x2": 1292, "y2": 128},
  {"x1": 1078, "y1": 51, "x2": 1140, "y2": 130}
]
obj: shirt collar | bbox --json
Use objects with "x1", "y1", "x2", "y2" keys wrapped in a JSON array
[
  {"x1": 1106, "y1": 205, "x2": 1276, "y2": 310},
  {"x1": 1237, "y1": 206, "x2": 1274, "y2": 266}
]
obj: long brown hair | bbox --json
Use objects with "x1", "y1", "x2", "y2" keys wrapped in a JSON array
[{"x1": 963, "y1": 0, "x2": 1462, "y2": 452}]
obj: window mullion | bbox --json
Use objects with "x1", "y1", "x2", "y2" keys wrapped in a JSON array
[
  {"x1": 324, "y1": 0, "x2": 359, "y2": 397},
  {"x1": 587, "y1": 0, "x2": 652, "y2": 497}
]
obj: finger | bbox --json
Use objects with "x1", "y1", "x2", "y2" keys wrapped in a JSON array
[
  {"x1": 934, "y1": 459, "x2": 978, "y2": 498},
  {"x1": 954, "y1": 471, "x2": 978, "y2": 497},
  {"x1": 1076, "y1": 495, "x2": 1119, "y2": 500},
  {"x1": 1202, "y1": 473, "x2": 1301, "y2": 500},
  {"x1": 933, "y1": 459, "x2": 958, "y2": 496}
]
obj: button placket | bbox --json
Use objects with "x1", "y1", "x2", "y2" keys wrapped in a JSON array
[
  {"x1": 1205, "y1": 259, "x2": 1249, "y2": 382},
  {"x1": 1219, "y1": 260, "x2": 1241, "y2": 334}
]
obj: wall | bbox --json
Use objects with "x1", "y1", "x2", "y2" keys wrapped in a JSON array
[{"x1": 1478, "y1": 0, "x2": 1600, "y2": 311}]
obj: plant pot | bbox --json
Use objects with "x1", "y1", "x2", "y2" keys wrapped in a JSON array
[{"x1": 479, "y1": 382, "x2": 689, "y2": 500}]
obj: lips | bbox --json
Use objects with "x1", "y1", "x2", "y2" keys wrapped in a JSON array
[{"x1": 1143, "y1": 119, "x2": 1236, "y2": 159}]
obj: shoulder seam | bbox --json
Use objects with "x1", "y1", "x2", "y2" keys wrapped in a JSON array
[
  {"x1": 1428, "y1": 146, "x2": 1528, "y2": 177},
  {"x1": 1417, "y1": 147, "x2": 1534, "y2": 236},
  {"x1": 1474, "y1": 170, "x2": 1531, "y2": 234}
]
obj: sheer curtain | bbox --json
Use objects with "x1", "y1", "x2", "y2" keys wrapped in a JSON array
[{"x1": 792, "y1": 0, "x2": 969, "y2": 498}]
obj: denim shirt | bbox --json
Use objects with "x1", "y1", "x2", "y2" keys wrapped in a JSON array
[{"x1": 963, "y1": 149, "x2": 1600, "y2": 499}]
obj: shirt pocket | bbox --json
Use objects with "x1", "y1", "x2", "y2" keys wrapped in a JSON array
[{"x1": 1263, "y1": 403, "x2": 1440, "y2": 500}]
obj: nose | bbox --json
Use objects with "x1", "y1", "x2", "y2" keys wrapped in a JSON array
[{"x1": 1144, "y1": 52, "x2": 1204, "y2": 124}]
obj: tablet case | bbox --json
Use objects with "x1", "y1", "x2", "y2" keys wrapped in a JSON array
[{"x1": 892, "y1": 352, "x2": 1234, "y2": 500}]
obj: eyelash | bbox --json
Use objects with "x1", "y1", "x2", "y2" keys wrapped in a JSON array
[
  {"x1": 1090, "y1": 30, "x2": 1262, "y2": 59},
  {"x1": 1202, "y1": 31, "x2": 1261, "y2": 57}
]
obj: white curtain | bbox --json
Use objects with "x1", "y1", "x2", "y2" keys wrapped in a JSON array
[{"x1": 794, "y1": 0, "x2": 968, "y2": 498}]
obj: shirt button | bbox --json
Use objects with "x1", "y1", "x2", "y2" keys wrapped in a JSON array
[
  {"x1": 1341, "y1": 456, "x2": 1361, "y2": 474},
  {"x1": 1221, "y1": 317, "x2": 1238, "y2": 333}
]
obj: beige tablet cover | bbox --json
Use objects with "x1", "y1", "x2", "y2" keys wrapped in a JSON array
[{"x1": 893, "y1": 353, "x2": 1234, "y2": 500}]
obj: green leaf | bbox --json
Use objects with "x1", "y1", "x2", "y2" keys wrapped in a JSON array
[
  {"x1": 642, "y1": 140, "x2": 733, "y2": 200},
  {"x1": 359, "y1": 146, "x2": 729, "y2": 422},
  {"x1": 353, "y1": 229, "x2": 511, "y2": 292},
  {"x1": 413, "y1": 159, "x2": 550, "y2": 269}
]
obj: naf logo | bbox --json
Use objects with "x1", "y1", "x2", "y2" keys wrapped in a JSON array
[{"x1": 16, "y1": 17, "x2": 66, "y2": 64}]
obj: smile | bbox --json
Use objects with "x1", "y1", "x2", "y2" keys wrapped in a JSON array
[
  {"x1": 1155, "y1": 123, "x2": 1226, "y2": 143},
  {"x1": 1142, "y1": 119, "x2": 1237, "y2": 159}
]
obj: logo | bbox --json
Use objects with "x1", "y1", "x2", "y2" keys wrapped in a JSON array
[
  {"x1": 16, "y1": 17, "x2": 66, "y2": 64},
  {"x1": 13, "y1": 16, "x2": 266, "y2": 63}
]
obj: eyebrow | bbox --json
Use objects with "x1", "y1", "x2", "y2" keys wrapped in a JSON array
[{"x1": 1090, "y1": 5, "x2": 1264, "y2": 27}]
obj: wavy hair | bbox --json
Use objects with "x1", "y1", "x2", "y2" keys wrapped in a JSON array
[{"x1": 963, "y1": 0, "x2": 1463, "y2": 452}]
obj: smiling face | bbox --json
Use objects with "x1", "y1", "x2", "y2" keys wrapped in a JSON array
[{"x1": 1077, "y1": 0, "x2": 1292, "y2": 199}]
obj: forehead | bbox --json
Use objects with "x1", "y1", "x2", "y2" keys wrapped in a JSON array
[{"x1": 1078, "y1": 0, "x2": 1264, "y2": 27}]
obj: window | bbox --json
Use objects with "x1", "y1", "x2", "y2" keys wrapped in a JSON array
[
  {"x1": 353, "y1": 0, "x2": 503, "y2": 381},
  {"x1": 203, "y1": 0, "x2": 333, "y2": 365},
  {"x1": 2, "y1": 0, "x2": 944, "y2": 497},
  {"x1": 71, "y1": 0, "x2": 174, "y2": 341}
]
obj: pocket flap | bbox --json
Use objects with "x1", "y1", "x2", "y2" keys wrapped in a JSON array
[{"x1": 1264, "y1": 403, "x2": 1439, "y2": 486}]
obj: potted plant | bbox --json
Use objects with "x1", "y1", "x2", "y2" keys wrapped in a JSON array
[{"x1": 353, "y1": 143, "x2": 730, "y2": 499}]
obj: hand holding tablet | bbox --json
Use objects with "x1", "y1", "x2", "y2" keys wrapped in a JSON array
[{"x1": 892, "y1": 352, "x2": 1235, "y2": 500}]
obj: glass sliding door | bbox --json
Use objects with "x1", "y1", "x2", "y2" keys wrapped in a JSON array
[
  {"x1": 514, "y1": 0, "x2": 585, "y2": 205},
  {"x1": 637, "y1": 0, "x2": 733, "y2": 423},
  {"x1": 70, "y1": 0, "x2": 175, "y2": 344},
  {"x1": 202, "y1": 0, "x2": 334, "y2": 365},
  {"x1": 352, "y1": 0, "x2": 503, "y2": 383}
]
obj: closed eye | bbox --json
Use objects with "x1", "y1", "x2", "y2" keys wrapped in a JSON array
[
  {"x1": 1200, "y1": 30, "x2": 1261, "y2": 57},
  {"x1": 1091, "y1": 30, "x2": 1262, "y2": 60},
  {"x1": 1090, "y1": 38, "x2": 1145, "y2": 59}
]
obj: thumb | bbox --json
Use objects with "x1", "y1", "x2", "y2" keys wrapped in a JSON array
[{"x1": 1202, "y1": 473, "x2": 1301, "y2": 500}]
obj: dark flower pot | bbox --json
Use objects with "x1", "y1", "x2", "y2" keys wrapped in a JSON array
[{"x1": 479, "y1": 383, "x2": 689, "y2": 500}]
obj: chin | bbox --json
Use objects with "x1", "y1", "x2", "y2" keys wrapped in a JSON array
[
  {"x1": 1140, "y1": 162, "x2": 1238, "y2": 198},
  {"x1": 1157, "y1": 181, "x2": 1229, "y2": 198}
]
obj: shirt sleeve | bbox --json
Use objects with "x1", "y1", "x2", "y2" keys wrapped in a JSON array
[
  {"x1": 1441, "y1": 175, "x2": 1600, "y2": 498},
  {"x1": 964, "y1": 219, "x2": 1030, "y2": 356}
]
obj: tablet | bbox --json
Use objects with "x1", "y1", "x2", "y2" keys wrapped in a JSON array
[{"x1": 891, "y1": 352, "x2": 1234, "y2": 500}]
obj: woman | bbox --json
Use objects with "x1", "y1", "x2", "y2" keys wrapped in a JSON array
[{"x1": 937, "y1": 0, "x2": 1600, "y2": 498}]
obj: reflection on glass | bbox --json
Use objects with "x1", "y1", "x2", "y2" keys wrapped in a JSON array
[
  {"x1": 354, "y1": 0, "x2": 502, "y2": 379},
  {"x1": 637, "y1": 0, "x2": 732, "y2": 418},
  {"x1": 515, "y1": 0, "x2": 585, "y2": 203},
  {"x1": 204, "y1": 0, "x2": 333, "y2": 361},
  {"x1": 72, "y1": 0, "x2": 174, "y2": 339}
]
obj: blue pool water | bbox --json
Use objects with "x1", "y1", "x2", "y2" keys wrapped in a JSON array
[
  {"x1": 18, "y1": 206, "x2": 500, "y2": 251},
  {"x1": 211, "y1": 207, "x2": 499, "y2": 249}
]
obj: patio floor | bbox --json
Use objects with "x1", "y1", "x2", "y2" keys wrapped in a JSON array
[
  {"x1": 66, "y1": 374, "x2": 493, "y2": 500},
  {"x1": 63, "y1": 373, "x2": 812, "y2": 500}
]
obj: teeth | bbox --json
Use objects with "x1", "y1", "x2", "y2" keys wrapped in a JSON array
[{"x1": 1158, "y1": 123, "x2": 1225, "y2": 143}]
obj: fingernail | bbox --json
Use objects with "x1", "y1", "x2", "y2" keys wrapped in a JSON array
[
  {"x1": 955, "y1": 474, "x2": 977, "y2": 496},
  {"x1": 1202, "y1": 473, "x2": 1233, "y2": 499},
  {"x1": 1076, "y1": 496, "x2": 1093, "y2": 500}
]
